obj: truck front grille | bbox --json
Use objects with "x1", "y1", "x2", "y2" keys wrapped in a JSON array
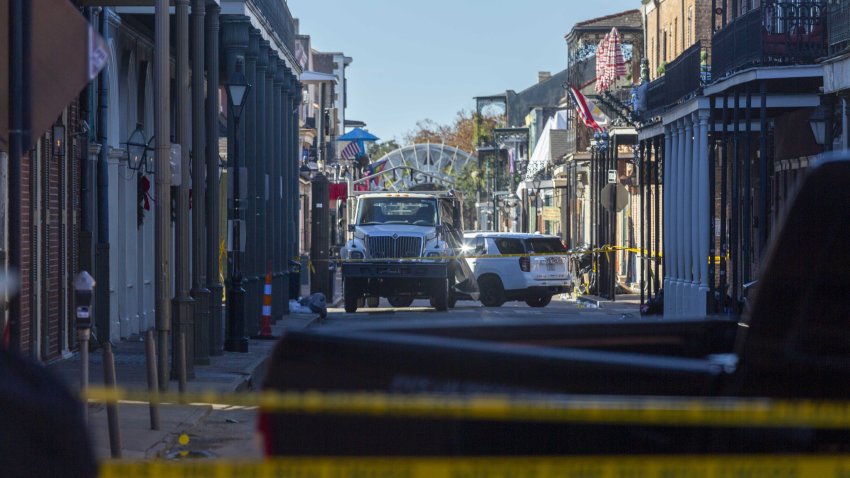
[{"x1": 367, "y1": 236, "x2": 422, "y2": 260}]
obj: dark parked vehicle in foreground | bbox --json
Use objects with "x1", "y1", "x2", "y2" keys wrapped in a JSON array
[{"x1": 261, "y1": 155, "x2": 850, "y2": 456}]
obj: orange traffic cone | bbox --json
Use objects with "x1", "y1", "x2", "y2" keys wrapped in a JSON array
[{"x1": 254, "y1": 265, "x2": 277, "y2": 340}]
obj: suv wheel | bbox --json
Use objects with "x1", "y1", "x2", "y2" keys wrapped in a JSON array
[
  {"x1": 388, "y1": 296, "x2": 414, "y2": 307},
  {"x1": 366, "y1": 296, "x2": 380, "y2": 308},
  {"x1": 344, "y1": 279, "x2": 360, "y2": 313},
  {"x1": 431, "y1": 278, "x2": 450, "y2": 311},
  {"x1": 525, "y1": 295, "x2": 552, "y2": 308},
  {"x1": 478, "y1": 275, "x2": 505, "y2": 307}
]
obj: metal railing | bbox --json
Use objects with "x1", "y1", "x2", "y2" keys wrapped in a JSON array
[
  {"x1": 251, "y1": 0, "x2": 296, "y2": 51},
  {"x1": 646, "y1": 75, "x2": 667, "y2": 115},
  {"x1": 829, "y1": 0, "x2": 850, "y2": 54},
  {"x1": 712, "y1": 1, "x2": 827, "y2": 79},
  {"x1": 665, "y1": 42, "x2": 706, "y2": 105}
]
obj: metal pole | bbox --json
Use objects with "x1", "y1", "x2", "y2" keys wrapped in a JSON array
[
  {"x1": 7, "y1": 0, "x2": 30, "y2": 352},
  {"x1": 173, "y1": 0, "x2": 195, "y2": 379},
  {"x1": 155, "y1": 0, "x2": 173, "y2": 390},
  {"x1": 191, "y1": 0, "x2": 210, "y2": 366},
  {"x1": 225, "y1": 111, "x2": 248, "y2": 353},
  {"x1": 103, "y1": 343, "x2": 122, "y2": 458},
  {"x1": 639, "y1": 140, "x2": 646, "y2": 306},
  {"x1": 205, "y1": 4, "x2": 223, "y2": 356},
  {"x1": 96, "y1": 9, "x2": 111, "y2": 346},
  {"x1": 744, "y1": 87, "x2": 752, "y2": 286},
  {"x1": 731, "y1": 91, "x2": 740, "y2": 308},
  {"x1": 144, "y1": 329, "x2": 160, "y2": 430},
  {"x1": 758, "y1": 81, "x2": 768, "y2": 255},
  {"x1": 78, "y1": 328, "x2": 90, "y2": 420},
  {"x1": 609, "y1": 137, "x2": 616, "y2": 301},
  {"x1": 708, "y1": 95, "x2": 716, "y2": 312},
  {"x1": 720, "y1": 94, "x2": 729, "y2": 312}
]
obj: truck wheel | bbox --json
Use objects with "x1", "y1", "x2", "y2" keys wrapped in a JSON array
[
  {"x1": 431, "y1": 278, "x2": 450, "y2": 311},
  {"x1": 525, "y1": 295, "x2": 552, "y2": 308},
  {"x1": 366, "y1": 296, "x2": 380, "y2": 308},
  {"x1": 478, "y1": 275, "x2": 505, "y2": 307},
  {"x1": 344, "y1": 279, "x2": 360, "y2": 313},
  {"x1": 388, "y1": 296, "x2": 414, "y2": 307}
]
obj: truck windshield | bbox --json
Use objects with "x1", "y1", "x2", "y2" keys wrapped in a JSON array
[{"x1": 356, "y1": 197, "x2": 438, "y2": 226}]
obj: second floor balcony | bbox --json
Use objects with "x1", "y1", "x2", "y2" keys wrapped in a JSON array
[
  {"x1": 829, "y1": 0, "x2": 850, "y2": 55},
  {"x1": 712, "y1": 0, "x2": 827, "y2": 80}
]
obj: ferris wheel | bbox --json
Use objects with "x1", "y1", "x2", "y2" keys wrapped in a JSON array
[{"x1": 370, "y1": 143, "x2": 476, "y2": 191}]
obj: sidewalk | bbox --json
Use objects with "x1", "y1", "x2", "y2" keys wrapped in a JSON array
[
  {"x1": 48, "y1": 270, "x2": 342, "y2": 460},
  {"x1": 575, "y1": 292, "x2": 642, "y2": 314}
]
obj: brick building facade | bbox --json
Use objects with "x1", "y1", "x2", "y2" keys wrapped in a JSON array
[{"x1": 643, "y1": 0, "x2": 713, "y2": 81}]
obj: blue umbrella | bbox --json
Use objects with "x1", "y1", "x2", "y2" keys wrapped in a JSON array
[{"x1": 338, "y1": 127, "x2": 379, "y2": 142}]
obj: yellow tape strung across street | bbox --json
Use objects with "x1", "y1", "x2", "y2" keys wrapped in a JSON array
[
  {"x1": 84, "y1": 386, "x2": 850, "y2": 429},
  {"x1": 98, "y1": 455, "x2": 850, "y2": 478}
]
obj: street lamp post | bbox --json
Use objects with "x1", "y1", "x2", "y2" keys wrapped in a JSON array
[
  {"x1": 592, "y1": 131, "x2": 611, "y2": 298},
  {"x1": 224, "y1": 60, "x2": 251, "y2": 353}
]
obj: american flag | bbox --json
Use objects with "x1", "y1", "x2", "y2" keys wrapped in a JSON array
[{"x1": 340, "y1": 141, "x2": 361, "y2": 159}]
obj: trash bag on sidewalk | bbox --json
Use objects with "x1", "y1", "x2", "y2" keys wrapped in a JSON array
[
  {"x1": 288, "y1": 292, "x2": 328, "y2": 319},
  {"x1": 303, "y1": 293, "x2": 327, "y2": 319}
]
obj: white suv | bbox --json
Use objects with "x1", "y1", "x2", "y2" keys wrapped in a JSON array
[{"x1": 461, "y1": 232, "x2": 571, "y2": 307}]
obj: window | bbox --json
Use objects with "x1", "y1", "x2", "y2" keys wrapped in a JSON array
[
  {"x1": 525, "y1": 238, "x2": 566, "y2": 253},
  {"x1": 493, "y1": 238, "x2": 525, "y2": 255}
]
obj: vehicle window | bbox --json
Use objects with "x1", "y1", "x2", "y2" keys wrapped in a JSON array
[
  {"x1": 493, "y1": 238, "x2": 525, "y2": 255},
  {"x1": 356, "y1": 198, "x2": 437, "y2": 226},
  {"x1": 526, "y1": 238, "x2": 566, "y2": 253}
]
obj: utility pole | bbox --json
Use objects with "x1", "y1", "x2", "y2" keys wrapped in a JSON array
[{"x1": 154, "y1": 0, "x2": 173, "y2": 390}]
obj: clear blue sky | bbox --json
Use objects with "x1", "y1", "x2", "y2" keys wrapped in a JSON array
[{"x1": 287, "y1": 0, "x2": 640, "y2": 144}]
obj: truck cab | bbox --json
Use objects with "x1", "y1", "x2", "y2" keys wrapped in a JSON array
[{"x1": 340, "y1": 190, "x2": 475, "y2": 312}]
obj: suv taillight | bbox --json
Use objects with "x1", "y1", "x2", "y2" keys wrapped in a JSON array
[{"x1": 519, "y1": 256, "x2": 530, "y2": 272}]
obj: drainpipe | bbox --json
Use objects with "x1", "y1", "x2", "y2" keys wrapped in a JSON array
[{"x1": 96, "y1": 8, "x2": 111, "y2": 345}]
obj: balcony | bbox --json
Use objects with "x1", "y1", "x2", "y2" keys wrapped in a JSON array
[
  {"x1": 251, "y1": 0, "x2": 296, "y2": 51},
  {"x1": 712, "y1": 1, "x2": 827, "y2": 80},
  {"x1": 829, "y1": 0, "x2": 850, "y2": 55}
]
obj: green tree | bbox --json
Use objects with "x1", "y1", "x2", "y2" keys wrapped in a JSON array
[
  {"x1": 367, "y1": 139, "x2": 401, "y2": 160},
  {"x1": 453, "y1": 160, "x2": 486, "y2": 228}
]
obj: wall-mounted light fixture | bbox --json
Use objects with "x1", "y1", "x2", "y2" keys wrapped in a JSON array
[{"x1": 124, "y1": 123, "x2": 149, "y2": 171}]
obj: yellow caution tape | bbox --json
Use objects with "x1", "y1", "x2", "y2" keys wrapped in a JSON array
[
  {"x1": 83, "y1": 387, "x2": 850, "y2": 429},
  {"x1": 98, "y1": 455, "x2": 850, "y2": 478}
]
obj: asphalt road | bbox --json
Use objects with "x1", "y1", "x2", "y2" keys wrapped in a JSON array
[{"x1": 315, "y1": 296, "x2": 641, "y2": 326}]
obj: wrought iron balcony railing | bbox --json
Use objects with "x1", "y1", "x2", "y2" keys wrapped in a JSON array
[
  {"x1": 645, "y1": 75, "x2": 666, "y2": 115},
  {"x1": 251, "y1": 0, "x2": 296, "y2": 52},
  {"x1": 712, "y1": 0, "x2": 827, "y2": 80},
  {"x1": 829, "y1": 0, "x2": 850, "y2": 55}
]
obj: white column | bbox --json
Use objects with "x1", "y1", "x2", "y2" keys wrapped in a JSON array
[
  {"x1": 675, "y1": 119, "x2": 685, "y2": 316},
  {"x1": 683, "y1": 116, "x2": 694, "y2": 315},
  {"x1": 663, "y1": 125, "x2": 674, "y2": 319},
  {"x1": 671, "y1": 121, "x2": 682, "y2": 318},
  {"x1": 688, "y1": 114, "x2": 698, "y2": 315},
  {"x1": 697, "y1": 110, "x2": 710, "y2": 317}
]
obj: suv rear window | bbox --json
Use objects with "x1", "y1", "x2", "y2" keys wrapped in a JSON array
[
  {"x1": 525, "y1": 238, "x2": 566, "y2": 253},
  {"x1": 493, "y1": 238, "x2": 525, "y2": 255}
]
